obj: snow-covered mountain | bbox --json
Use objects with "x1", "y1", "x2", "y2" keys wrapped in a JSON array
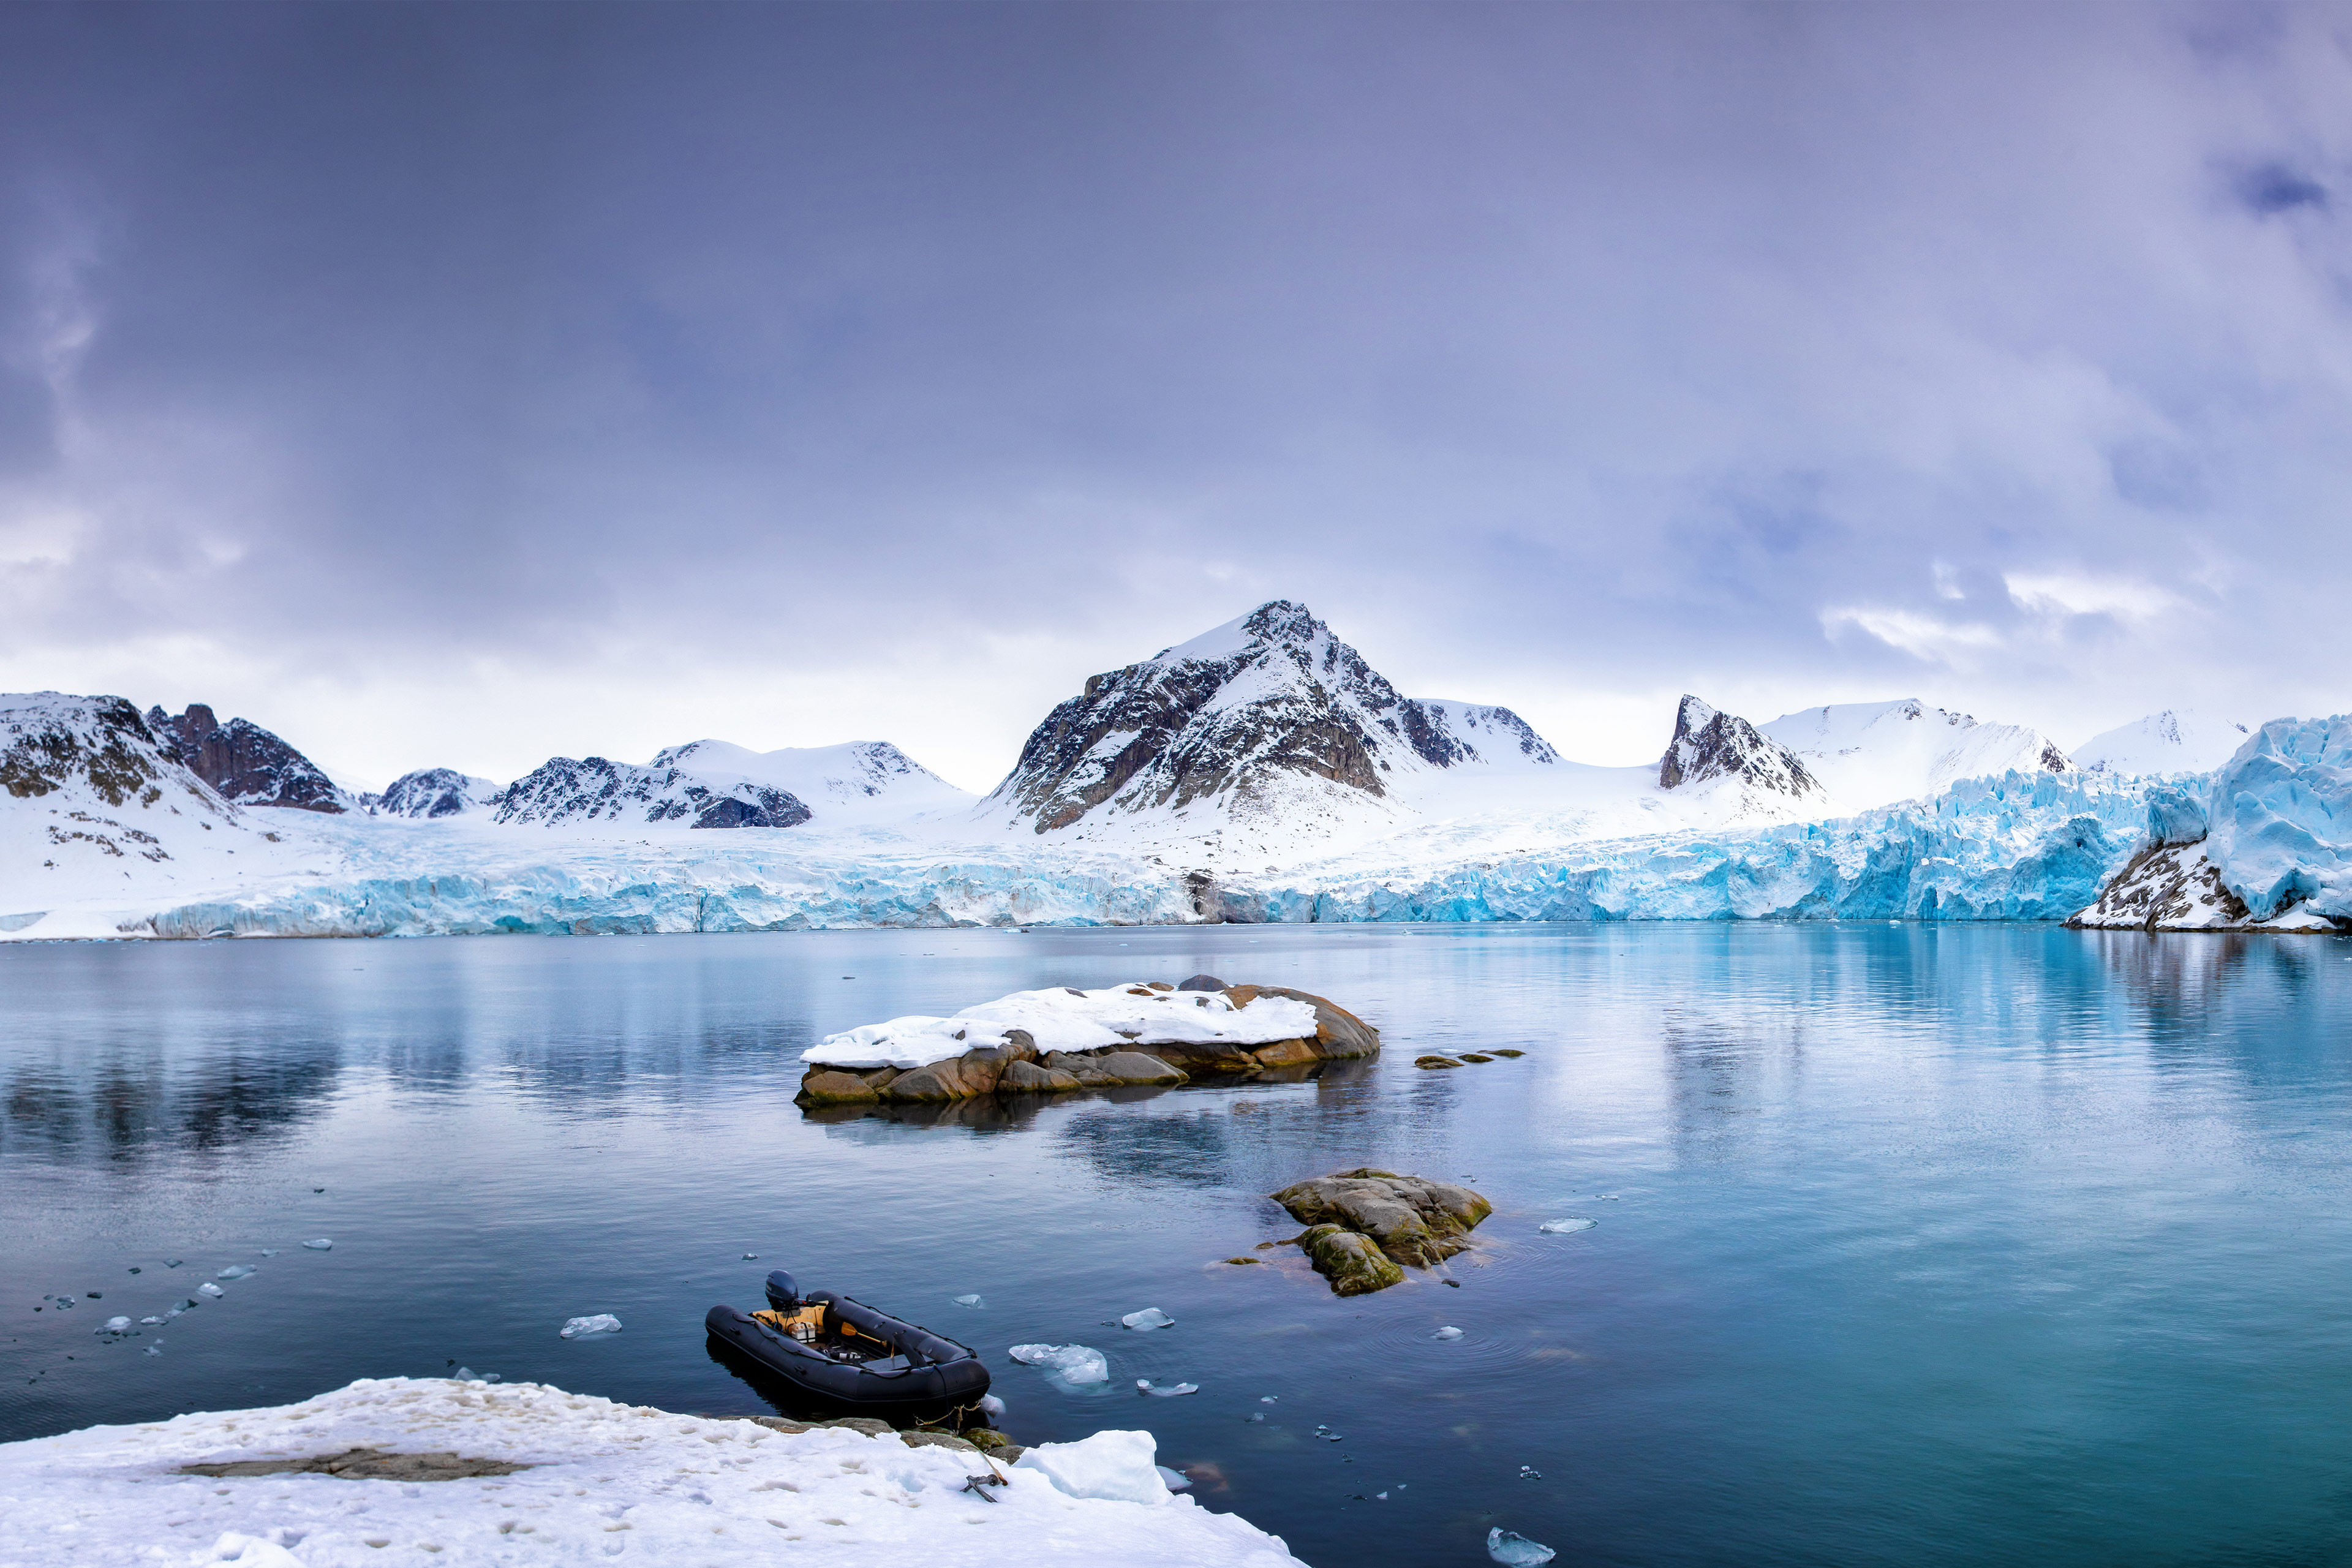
[
  {"x1": 493, "y1": 755, "x2": 814, "y2": 829},
  {"x1": 1758, "y1": 699, "x2": 2072, "y2": 810},
  {"x1": 147, "y1": 704, "x2": 349, "y2": 813},
  {"x1": 2074, "y1": 709, "x2": 2252, "y2": 777},
  {"x1": 1658, "y1": 695, "x2": 1823, "y2": 799},
  {"x1": 982, "y1": 600, "x2": 1560, "y2": 859},
  {"x1": 375, "y1": 769, "x2": 502, "y2": 819},
  {"x1": 649, "y1": 740, "x2": 972, "y2": 822}
]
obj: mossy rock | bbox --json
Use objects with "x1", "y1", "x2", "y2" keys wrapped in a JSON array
[
  {"x1": 1458, "y1": 1053, "x2": 1494, "y2": 1063},
  {"x1": 1414, "y1": 1056, "x2": 1461, "y2": 1069},
  {"x1": 797, "y1": 1070, "x2": 880, "y2": 1107},
  {"x1": 1299, "y1": 1224, "x2": 1406, "y2": 1296},
  {"x1": 1489, "y1": 1049, "x2": 1526, "y2": 1058}
]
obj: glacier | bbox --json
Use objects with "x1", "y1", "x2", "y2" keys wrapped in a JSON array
[{"x1": 2203, "y1": 715, "x2": 2352, "y2": 922}]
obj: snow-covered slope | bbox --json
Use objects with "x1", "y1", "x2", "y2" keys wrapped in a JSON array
[
  {"x1": 374, "y1": 768, "x2": 502, "y2": 818},
  {"x1": 1758, "y1": 699, "x2": 2072, "y2": 810},
  {"x1": 1658, "y1": 695, "x2": 1823, "y2": 799},
  {"x1": 2202, "y1": 714, "x2": 2352, "y2": 922},
  {"x1": 981, "y1": 600, "x2": 1562, "y2": 861},
  {"x1": 147, "y1": 704, "x2": 349, "y2": 813},
  {"x1": 652, "y1": 739, "x2": 973, "y2": 822},
  {"x1": 2075, "y1": 709, "x2": 2252, "y2": 776},
  {"x1": 493, "y1": 755, "x2": 815, "y2": 829}
]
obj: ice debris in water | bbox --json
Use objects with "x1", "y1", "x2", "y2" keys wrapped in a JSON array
[
  {"x1": 1008, "y1": 1344, "x2": 1110, "y2": 1385},
  {"x1": 1135, "y1": 1379, "x2": 1198, "y2": 1397},
  {"x1": 260, "y1": 1250, "x2": 279, "y2": 1258},
  {"x1": 1121, "y1": 1307, "x2": 1175, "y2": 1331},
  {"x1": 197, "y1": 1283, "x2": 224, "y2": 1297},
  {"x1": 1260, "y1": 1396, "x2": 1278, "y2": 1403},
  {"x1": 977, "y1": 1394, "x2": 1006, "y2": 1417},
  {"x1": 51, "y1": 1296, "x2": 75, "y2": 1310},
  {"x1": 1539, "y1": 1218, "x2": 1597, "y2": 1234},
  {"x1": 1488, "y1": 1527, "x2": 1558, "y2": 1566},
  {"x1": 1519, "y1": 1464, "x2": 1543, "y2": 1479},
  {"x1": 954, "y1": 1294, "x2": 986, "y2": 1310},
  {"x1": 559, "y1": 1314, "x2": 623, "y2": 1339},
  {"x1": 99, "y1": 1316, "x2": 131, "y2": 1333},
  {"x1": 144, "y1": 1343, "x2": 162, "y2": 1356},
  {"x1": 1246, "y1": 1413, "x2": 1265, "y2": 1423},
  {"x1": 1432, "y1": 1325, "x2": 1464, "y2": 1340},
  {"x1": 164, "y1": 1260, "x2": 182, "y2": 1269},
  {"x1": 139, "y1": 1316, "x2": 166, "y2": 1327},
  {"x1": 1156, "y1": 1465, "x2": 1193, "y2": 1491},
  {"x1": 741, "y1": 1253, "x2": 757, "y2": 1261},
  {"x1": 301, "y1": 1239, "x2": 333, "y2": 1251},
  {"x1": 216, "y1": 1265, "x2": 256, "y2": 1280}
]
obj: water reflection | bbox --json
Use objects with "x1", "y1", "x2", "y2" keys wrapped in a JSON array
[{"x1": 2, "y1": 1047, "x2": 344, "y2": 1161}]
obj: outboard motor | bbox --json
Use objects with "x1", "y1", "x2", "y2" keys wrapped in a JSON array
[{"x1": 763, "y1": 1270, "x2": 801, "y2": 1311}]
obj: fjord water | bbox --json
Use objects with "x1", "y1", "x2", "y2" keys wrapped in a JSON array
[{"x1": 6, "y1": 927, "x2": 2351, "y2": 1566}]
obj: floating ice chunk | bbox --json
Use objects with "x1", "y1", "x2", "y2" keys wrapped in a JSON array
[
  {"x1": 164, "y1": 1260, "x2": 183, "y2": 1268},
  {"x1": 954, "y1": 1294, "x2": 986, "y2": 1310},
  {"x1": 1246, "y1": 1412, "x2": 1265, "y2": 1422},
  {"x1": 100, "y1": 1316, "x2": 131, "y2": 1333},
  {"x1": 52, "y1": 1296, "x2": 75, "y2": 1310},
  {"x1": 1431, "y1": 1325, "x2": 1464, "y2": 1340},
  {"x1": 300, "y1": 1239, "x2": 333, "y2": 1251},
  {"x1": 216, "y1": 1265, "x2": 257, "y2": 1280},
  {"x1": 260, "y1": 1250, "x2": 279, "y2": 1258},
  {"x1": 1518, "y1": 1464, "x2": 1543, "y2": 1479},
  {"x1": 1014, "y1": 1430, "x2": 1170, "y2": 1505},
  {"x1": 198, "y1": 1283, "x2": 224, "y2": 1297},
  {"x1": 1136, "y1": 1379, "x2": 1198, "y2": 1396},
  {"x1": 1156, "y1": 1464, "x2": 1193, "y2": 1491},
  {"x1": 977, "y1": 1394, "x2": 1006, "y2": 1417},
  {"x1": 144, "y1": 1343, "x2": 162, "y2": 1356},
  {"x1": 1488, "y1": 1528, "x2": 1558, "y2": 1566},
  {"x1": 453, "y1": 1366, "x2": 477, "y2": 1381},
  {"x1": 560, "y1": 1314, "x2": 623, "y2": 1340},
  {"x1": 1538, "y1": 1218, "x2": 1596, "y2": 1234},
  {"x1": 741, "y1": 1253, "x2": 757, "y2": 1261},
  {"x1": 140, "y1": 1316, "x2": 167, "y2": 1327},
  {"x1": 1121, "y1": 1307, "x2": 1175, "y2": 1332},
  {"x1": 1008, "y1": 1344, "x2": 1110, "y2": 1386},
  {"x1": 1260, "y1": 1395, "x2": 1277, "y2": 1403}
]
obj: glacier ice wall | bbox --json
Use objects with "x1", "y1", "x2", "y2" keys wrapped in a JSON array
[{"x1": 2205, "y1": 715, "x2": 2352, "y2": 921}]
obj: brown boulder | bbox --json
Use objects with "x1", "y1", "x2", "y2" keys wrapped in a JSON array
[
  {"x1": 1270, "y1": 1168, "x2": 1491, "y2": 1270},
  {"x1": 1223, "y1": 986, "x2": 1381, "y2": 1058},
  {"x1": 999, "y1": 1058, "x2": 1082, "y2": 1093},
  {"x1": 1250, "y1": 1038, "x2": 1319, "y2": 1068},
  {"x1": 884, "y1": 1060, "x2": 973, "y2": 1101},
  {"x1": 1093, "y1": 1050, "x2": 1187, "y2": 1085},
  {"x1": 797, "y1": 1070, "x2": 880, "y2": 1107}
]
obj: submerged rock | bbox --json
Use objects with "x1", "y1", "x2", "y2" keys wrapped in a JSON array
[{"x1": 1270, "y1": 1168, "x2": 1493, "y2": 1292}]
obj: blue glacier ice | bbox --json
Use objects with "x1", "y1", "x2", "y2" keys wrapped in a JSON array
[{"x1": 2204, "y1": 715, "x2": 2352, "y2": 921}]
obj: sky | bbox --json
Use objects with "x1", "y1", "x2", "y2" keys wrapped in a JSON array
[{"x1": 2, "y1": 2, "x2": 2350, "y2": 793}]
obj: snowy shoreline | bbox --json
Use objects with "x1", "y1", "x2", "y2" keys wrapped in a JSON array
[{"x1": 0, "y1": 1376, "x2": 1300, "y2": 1567}]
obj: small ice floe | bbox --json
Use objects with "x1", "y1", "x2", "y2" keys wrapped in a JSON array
[
  {"x1": 1518, "y1": 1464, "x2": 1543, "y2": 1480},
  {"x1": 977, "y1": 1394, "x2": 1006, "y2": 1417},
  {"x1": 953, "y1": 1294, "x2": 986, "y2": 1310},
  {"x1": 1156, "y1": 1464, "x2": 1193, "y2": 1491},
  {"x1": 1260, "y1": 1395, "x2": 1277, "y2": 1403},
  {"x1": 50, "y1": 1295, "x2": 76, "y2": 1310},
  {"x1": 741, "y1": 1253, "x2": 758, "y2": 1261},
  {"x1": 1246, "y1": 1412, "x2": 1265, "y2": 1423},
  {"x1": 99, "y1": 1316, "x2": 131, "y2": 1333},
  {"x1": 559, "y1": 1314, "x2": 622, "y2": 1339},
  {"x1": 260, "y1": 1250, "x2": 279, "y2": 1258},
  {"x1": 1008, "y1": 1343, "x2": 1110, "y2": 1386},
  {"x1": 198, "y1": 1283, "x2": 225, "y2": 1298},
  {"x1": 216, "y1": 1265, "x2": 257, "y2": 1280},
  {"x1": 139, "y1": 1316, "x2": 167, "y2": 1327},
  {"x1": 1487, "y1": 1526, "x2": 1558, "y2": 1565},
  {"x1": 164, "y1": 1259, "x2": 183, "y2": 1268},
  {"x1": 454, "y1": 1366, "x2": 476, "y2": 1380},
  {"x1": 300, "y1": 1239, "x2": 333, "y2": 1251},
  {"x1": 143, "y1": 1343, "x2": 162, "y2": 1356},
  {"x1": 1121, "y1": 1307, "x2": 1175, "y2": 1331},
  {"x1": 1012, "y1": 1430, "x2": 1170, "y2": 1505},
  {"x1": 1538, "y1": 1218, "x2": 1596, "y2": 1235},
  {"x1": 1432, "y1": 1325, "x2": 1464, "y2": 1341},
  {"x1": 1375, "y1": 1490, "x2": 1389, "y2": 1500},
  {"x1": 1135, "y1": 1379, "x2": 1197, "y2": 1396}
]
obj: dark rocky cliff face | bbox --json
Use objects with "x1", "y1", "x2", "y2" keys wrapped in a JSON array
[
  {"x1": 4, "y1": 696, "x2": 178, "y2": 809},
  {"x1": 1658, "y1": 695, "x2": 1823, "y2": 798},
  {"x1": 492, "y1": 755, "x2": 812, "y2": 829},
  {"x1": 989, "y1": 600, "x2": 1559, "y2": 834},
  {"x1": 146, "y1": 704, "x2": 347, "y2": 813}
]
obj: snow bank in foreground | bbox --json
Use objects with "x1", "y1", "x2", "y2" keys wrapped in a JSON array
[
  {"x1": 0, "y1": 1376, "x2": 1298, "y2": 1568},
  {"x1": 806, "y1": 984, "x2": 1321, "y2": 1069},
  {"x1": 2204, "y1": 715, "x2": 2352, "y2": 922}
]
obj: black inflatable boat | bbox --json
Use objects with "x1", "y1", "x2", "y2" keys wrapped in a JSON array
[{"x1": 704, "y1": 1270, "x2": 991, "y2": 1416}]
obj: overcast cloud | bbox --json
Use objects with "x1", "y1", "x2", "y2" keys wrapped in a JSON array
[{"x1": 2, "y1": 1, "x2": 2349, "y2": 791}]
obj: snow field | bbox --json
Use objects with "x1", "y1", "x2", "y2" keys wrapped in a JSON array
[
  {"x1": 0, "y1": 1376, "x2": 1300, "y2": 1568},
  {"x1": 805, "y1": 984, "x2": 1322, "y2": 1070}
]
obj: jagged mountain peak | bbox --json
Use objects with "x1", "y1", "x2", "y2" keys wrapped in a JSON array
[
  {"x1": 990, "y1": 600, "x2": 1559, "y2": 840},
  {"x1": 376, "y1": 768, "x2": 501, "y2": 819},
  {"x1": 145, "y1": 703, "x2": 347, "y2": 813},
  {"x1": 1658, "y1": 695, "x2": 1823, "y2": 798}
]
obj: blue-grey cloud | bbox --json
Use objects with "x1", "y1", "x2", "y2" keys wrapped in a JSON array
[{"x1": 1, "y1": 1, "x2": 2350, "y2": 784}]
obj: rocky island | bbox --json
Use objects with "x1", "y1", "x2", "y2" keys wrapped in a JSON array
[
  {"x1": 1267, "y1": 1169, "x2": 1493, "y2": 1295},
  {"x1": 796, "y1": 976, "x2": 1379, "y2": 1107}
]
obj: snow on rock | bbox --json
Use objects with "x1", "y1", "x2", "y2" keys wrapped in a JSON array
[
  {"x1": 494, "y1": 754, "x2": 813, "y2": 830},
  {"x1": 2204, "y1": 715, "x2": 2352, "y2": 923},
  {"x1": 2071, "y1": 840, "x2": 2253, "y2": 930},
  {"x1": 1759, "y1": 699, "x2": 2073, "y2": 810},
  {"x1": 0, "y1": 1377, "x2": 1300, "y2": 1567},
  {"x1": 1657, "y1": 695, "x2": 1822, "y2": 799},
  {"x1": 2075, "y1": 709, "x2": 2252, "y2": 777},
  {"x1": 146, "y1": 705, "x2": 349, "y2": 814},
  {"x1": 803, "y1": 984, "x2": 1321, "y2": 1069},
  {"x1": 982, "y1": 600, "x2": 1561, "y2": 860},
  {"x1": 372, "y1": 769, "x2": 501, "y2": 819}
]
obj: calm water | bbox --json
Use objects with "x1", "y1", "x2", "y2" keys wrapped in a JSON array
[{"x1": 6, "y1": 925, "x2": 2352, "y2": 1566}]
